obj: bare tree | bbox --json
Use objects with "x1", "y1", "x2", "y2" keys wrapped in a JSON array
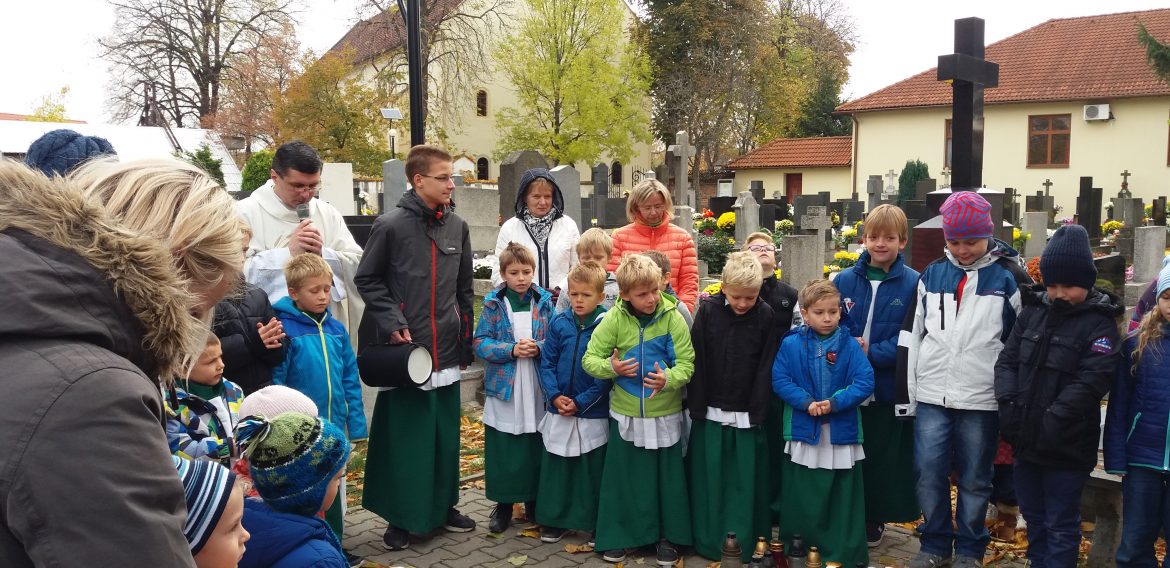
[
  {"x1": 214, "y1": 22, "x2": 302, "y2": 155},
  {"x1": 352, "y1": 0, "x2": 513, "y2": 136},
  {"x1": 101, "y1": 0, "x2": 298, "y2": 128}
]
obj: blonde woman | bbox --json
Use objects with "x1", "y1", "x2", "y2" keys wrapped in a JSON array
[
  {"x1": 607, "y1": 180, "x2": 698, "y2": 311},
  {"x1": 0, "y1": 158, "x2": 244, "y2": 567}
]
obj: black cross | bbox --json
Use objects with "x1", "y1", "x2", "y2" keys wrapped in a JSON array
[
  {"x1": 938, "y1": 18, "x2": 999, "y2": 191},
  {"x1": 1042, "y1": 178, "x2": 1053, "y2": 196}
]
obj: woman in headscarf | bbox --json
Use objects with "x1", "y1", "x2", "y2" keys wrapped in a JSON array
[{"x1": 493, "y1": 168, "x2": 580, "y2": 295}]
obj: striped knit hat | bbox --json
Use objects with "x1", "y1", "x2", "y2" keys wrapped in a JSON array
[
  {"x1": 940, "y1": 191, "x2": 995, "y2": 241},
  {"x1": 235, "y1": 412, "x2": 350, "y2": 516},
  {"x1": 173, "y1": 456, "x2": 236, "y2": 554}
]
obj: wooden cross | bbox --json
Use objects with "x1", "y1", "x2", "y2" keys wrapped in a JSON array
[
  {"x1": 1042, "y1": 178, "x2": 1053, "y2": 196},
  {"x1": 938, "y1": 18, "x2": 999, "y2": 190},
  {"x1": 667, "y1": 131, "x2": 696, "y2": 207}
]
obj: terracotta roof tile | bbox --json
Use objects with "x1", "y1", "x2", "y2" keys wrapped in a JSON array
[
  {"x1": 328, "y1": 0, "x2": 464, "y2": 65},
  {"x1": 728, "y1": 136, "x2": 852, "y2": 169},
  {"x1": 0, "y1": 112, "x2": 85, "y2": 124},
  {"x1": 837, "y1": 9, "x2": 1170, "y2": 113}
]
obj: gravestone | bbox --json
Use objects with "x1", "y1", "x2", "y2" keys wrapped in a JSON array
[
  {"x1": 459, "y1": 184, "x2": 502, "y2": 252},
  {"x1": 653, "y1": 163, "x2": 672, "y2": 193},
  {"x1": 801, "y1": 206, "x2": 834, "y2": 251},
  {"x1": 319, "y1": 162, "x2": 356, "y2": 215},
  {"x1": 342, "y1": 215, "x2": 378, "y2": 248},
  {"x1": 600, "y1": 197, "x2": 627, "y2": 228},
  {"x1": 382, "y1": 159, "x2": 408, "y2": 207},
  {"x1": 1077, "y1": 177, "x2": 1104, "y2": 240},
  {"x1": 667, "y1": 131, "x2": 697, "y2": 207},
  {"x1": 1095, "y1": 253, "x2": 1127, "y2": 293},
  {"x1": 903, "y1": 200, "x2": 929, "y2": 224},
  {"x1": 1022, "y1": 211, "x2": 1048, "y2": 258},
  {"x1": 733, "y1": 192, "x2": 761, "y2": 244},
  {"x1": 779, "y1": 234, "x2": 823, "y2": 289},
  {"x1": 550, "y1": 165, "x2": 583, "y2": 231},
  {"x1": 1134, "y1": 226, "x2": 1166, "y2": 283},
  {"x1": 1154, "y1": 197, "x2": 1168, "y2": 226},
  {"x1": 925, "y1": 189, "x2": 952, "y2": 218},
  {"x1": 1115, "y1": 226, "x2": 1134, "y2": 265},
  {"x1": 763, "y1": 197, "x2": 789, "y2": 222},
  {"x1": 939, "y1": 17, "x2": 999, "y2": 190},
  {"x1": 866, "y1": 175, "x2": 884, "y2": 210},
  {"x1": 673, "y1": 204, "x2": 696, "y2": 238},
  {"x1": 708, "y1": 196, "x2": 737, "y2": 217},
  {"x1": 498, "y1": 150, "x2": 550, "y2": 220},
  {"x1": 915, "y1": 178, "x2": 937, "y2": 201},
  {"x1": 793, "y1": 194, "x2": 830, "y2": 228},
  {"x1": 749, "y1": 180, "x2": 766, "y2": 202},
  {"x1": 1004, "y1": 187, "x2": 1020, "y2": 226},
  {"x1": 592, "y1": 163, "x2": 610, "y2": 197},
  {"x1": 837, "y1": 199, "x2": 865, "y2": 226},
  {"x1": 1114, "y1": 197, "x2": 1145, "y2": 228},
  {"x1": 884, "y1": 169, "x2": 898, "y2": 200},
  {"x1": 759, "y1": 204, "x2": 780, "y2": 232},
  {"x1": 1025, "y1": 191, "x2": 1056, "y2": 225},
  {"x1": 717, "y1": 179, "x2": 734, "y2": 197}
]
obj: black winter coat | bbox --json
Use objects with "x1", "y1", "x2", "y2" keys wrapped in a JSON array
[
  {"x1": 355, "y1": 190, "x2": 474, "y2": 371},
  {"x1": 994, "y1": 286, "x2": 1123, "y2": 471},
  {"x1": 687, "y1": 294, "x2": 780, "y2": 424},
  {"x1": 212, "y1": 284, "x2": 287, "y2": 394},
  {"x1": 759, "y1": 275, "x2": 798, "y2": 332}
]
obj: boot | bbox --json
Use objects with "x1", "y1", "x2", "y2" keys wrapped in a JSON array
[
  {"x1": 489, "y1": 502, "x2": 513, "y2": 533},
  {"x1": 994, "y1": 503, "x2": 1019, "y2": 541}
]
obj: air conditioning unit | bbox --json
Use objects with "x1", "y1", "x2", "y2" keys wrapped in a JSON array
[{"x1": 1084, "y1": 104, "x2": 1111, "y2": 121}]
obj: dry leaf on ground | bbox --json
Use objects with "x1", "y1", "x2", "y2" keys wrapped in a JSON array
[
  {"x1": 565, "y1": 543, "x2": 594, "y2": 554},
  {"x1": 505, "y1": 555, "x2": 528, "y2": 566}
]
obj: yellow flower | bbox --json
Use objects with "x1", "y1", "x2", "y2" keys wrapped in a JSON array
[
  {"x1": 704, "y1": 282, "x2": 723, "y2": 295},
  {"x1": 830, "y1": 265, "x2": 842, "y2": 272},
  {"x1": 1013, "y1": 227, "x2": 1021, "y2": 241},
  {"x1": 728, "y1": 237, "x2": 735, "y2": 244},
  {"x1": 823, "y1": 265, "x2": 831, "y2": 274},
  {"x1": 716, "y1": 212, "x2": 736, "y2": 230},
  {"x1": 774, "y1": 269, "x2": 782, "y2": 279},
  {"x1": 842, "y1": 227, "x2": 857, "y2": 238}
]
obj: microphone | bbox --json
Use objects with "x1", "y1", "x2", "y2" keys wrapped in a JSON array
[{"x1": 296, "y1": 203, "x2": 310, "y2": 221}]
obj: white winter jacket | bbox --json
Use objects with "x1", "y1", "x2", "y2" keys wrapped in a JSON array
[{"x1": 492, "y1": 216, "x2": 580, "y2": 290}]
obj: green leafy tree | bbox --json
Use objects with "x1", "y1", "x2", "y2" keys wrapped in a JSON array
[
  {"x1": 1138, "y1": 23, "x2": 1170, "y2": 83},
  {"x1": 789, "y1": 69, "x2": 852, "y2": 137},
  {"x1": 180, "y1": 143, "x2": 227, "y2": 187},
  {"x1": 31, "y1": 86, "x2": 70, "y2": 122},
  {"x1": 240, "y1": 148, "x2": 274, "y2": 193},
  {"x1": 897, "y1": 159, "x2": 930, "y2": 206},
  {"x1": 493, "y1": 0, "x2": 652, "y2": 165},
  {"x1": 273, "y1": 49, "x2": 396, "y2": 176}
]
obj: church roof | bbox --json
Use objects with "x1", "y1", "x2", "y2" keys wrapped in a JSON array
[
  {"x1": 727, "y1": 136, "x2": 852, "y2": 170},
  {"x1": 836, "y1": 8, "x2": 1170, "y2": 114},
  {"x1": 327, "y1": 0, "x2": 464, "y2": 65}
]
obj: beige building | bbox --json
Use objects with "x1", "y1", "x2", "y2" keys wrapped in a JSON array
[
  {"x1": 835, "y1": 8, "x2": 1170, "y2": 215},
  {"x1": 329, "y1": 0, "x2": 654, "y2": 193},
  {"x1": 727, "y1": 136, "x2": 853, "y2": 201}
]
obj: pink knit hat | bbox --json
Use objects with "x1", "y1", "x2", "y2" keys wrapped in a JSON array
[
  {"x1": 940, "y1": 192, "x2": 994, "y2": 240},
  {"x1": 238, "y1": 385, "x2": 318, "y2": 420}
]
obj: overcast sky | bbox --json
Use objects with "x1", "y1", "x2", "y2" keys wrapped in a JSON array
[{"x1": 1, "y1": 0, "x2": 1167, "y2": 125}]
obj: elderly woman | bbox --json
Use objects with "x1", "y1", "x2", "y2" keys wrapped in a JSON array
[
  {"x1": 608, "y1": 180, "x2": 699, "y2": 310},
  {"x1": 0, "y1": 158, "x2": 244, "y2": 567},
  {"x1": 493, "y1": 168, "x2": 580, "y2": 292}
]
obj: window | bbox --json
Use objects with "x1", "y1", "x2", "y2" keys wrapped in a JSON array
[
  {"x1": 475, "y1": 90, "x2": 487, "y2": 117},
  {"x1": 944, "y1": 119, "x2": 952, "y2": 169},
  {"x1": 1027, "y1": 114, "x2": 1071, "y2": 167},
  {"x1": 476, "y1": 157, "x2": 489, "y2": 180},
  {"x1": 611, "y1": 162, "x2": 623, "y2": 186}
]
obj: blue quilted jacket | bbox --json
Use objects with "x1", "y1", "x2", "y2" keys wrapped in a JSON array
[
  {"x1": 538, "y1": 308, "x2": 611, "y2": 418},
  {"x1": 1105, "y1": 328, "x2": 1170, "y2": 473},
  {"x1": 772, "y1": 325, "x2": 874, "y2": 445},
  {"x1": 473, "y1": 284, "x2": 553, "y2": 401}
]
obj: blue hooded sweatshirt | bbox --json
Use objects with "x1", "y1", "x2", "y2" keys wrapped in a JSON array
[{"x1": 238, "y1": 499, "x2": 346, "y2": 568}]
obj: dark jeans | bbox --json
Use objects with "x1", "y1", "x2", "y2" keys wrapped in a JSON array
[
  {"x1": 913, "y1": 403, "x2": 998, "y2": 560},
  {"x1": 1117, "y1": 467, "x2": 1170, "y2": 568},
  {"x1": 992, "y1": 462, "x2": 1017, "y2": 507},
  {"x1": 1013, "y1": 461, "x2": 1087, "y2": 568}
]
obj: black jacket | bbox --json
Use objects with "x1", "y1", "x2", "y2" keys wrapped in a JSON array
[
  {"x1": 759, "y1": 275, "x2": 798, "y2": 332},
  {"x1": 212, "y1": 283, "x2": 287, "y2": 394},
  {"x1": 687, "y1": 294, "x2": 780, "y2": 424},
  {"x1": 355, "y1": 190, "x2": 474, "y2": 371},
  {"x1": 994, "y1": 286, "x2": 1123, "y2": 471}
]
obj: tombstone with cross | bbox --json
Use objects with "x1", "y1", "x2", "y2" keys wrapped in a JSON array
[
  {"x1": 1119, "y1": 170, "x2": 1133, "y2": 198},
  {"x1": 801, "y1": 205, "x2": 834, "y2": 254},
  {"x1": 667, "y1": 131, "x2": 696, "y2": 208},
  {"x1": 884, "y1": 169, "x2": 898, "y2": 199},
  {"x1": 941, "y1": 167, "x2": 952, "y2": 189}
]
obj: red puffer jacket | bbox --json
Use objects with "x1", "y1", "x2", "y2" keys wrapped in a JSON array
[{"x1": 607, "y1": 221, "x2": 699, "y2": 311}]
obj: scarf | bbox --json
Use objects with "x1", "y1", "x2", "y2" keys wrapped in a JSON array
[{"x1": 521, "y1": 206, "x2": 557, "y2": 250}]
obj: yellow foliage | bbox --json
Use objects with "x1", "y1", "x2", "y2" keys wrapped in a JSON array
[{"x1": 717, "y1": 212, "x2": 736, "y2": 231}]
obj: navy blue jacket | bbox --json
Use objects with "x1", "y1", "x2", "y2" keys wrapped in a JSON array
[
  {"x1": 772, "y1": 325, "x2": 874, "y2": 445},
  {"x1": 539, "y1": 308, "x2": 612, "y2": 418},
  {"x1": 688, "y1": 294, "x2": 779, "y2": 424},
  {"x1": 238, "y1": 499, "x2": 346, "y2": 568},
  {"x1": 1104, "y1": 324, "x2": 1170, "y2": 474},
  {"x1": 833, "y1": 251, "x2": 919, "y2": 405}
]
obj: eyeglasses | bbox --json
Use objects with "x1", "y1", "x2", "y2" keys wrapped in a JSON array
[
  {"x1": 748, "y1": 244, "x2": 776, "y2": 252},
  {"x1": 277, "y1": 175, "x2": 320, "y2": 193},
  {"x1": 638, "y1": 204, "x2": 668, "y2": 213},
  {"x1": 419, "y1": 174, "x2": 455, "y2": 185}
]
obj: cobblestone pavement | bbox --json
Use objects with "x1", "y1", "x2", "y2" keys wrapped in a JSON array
[{"x1": 341, "y1": 488, "x2": 1029, "y2": 568}]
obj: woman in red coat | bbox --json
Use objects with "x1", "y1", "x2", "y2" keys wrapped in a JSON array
[{"x1": 607, "y1": 180, "x2": 699, "y2": 311}]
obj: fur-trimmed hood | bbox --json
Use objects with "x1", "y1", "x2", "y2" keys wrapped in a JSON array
[{"x1": 0, "y1": 161, "x2": 204, "y2": 380}]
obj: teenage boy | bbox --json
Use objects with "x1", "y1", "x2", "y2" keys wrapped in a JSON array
[{"x1": 355, "y1": 145, "x2": 476, "y2": 551}]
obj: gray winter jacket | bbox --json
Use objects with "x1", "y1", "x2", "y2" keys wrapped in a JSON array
[
  {"x1": 355, "y1": 190, "x2": 475, "y2": 371},
  {"x1": 0, "y1": 164, "x2": 201, "y2": 567}
]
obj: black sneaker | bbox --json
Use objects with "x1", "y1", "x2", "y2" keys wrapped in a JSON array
[
  {"x1": 444, "y1": 507, "x2": 475, "y2": 532},
  {"x1": 866, "y1": 522, "x2": 885, "y2": 548},
  {"x1": 343, "y1": 550, "x2": 364, "y2": 567},
  {"x1": 488, "y1": 502, "x2": 513, "y2": 533},
  {"x1": 656, "y1": 540, "x2": 680, "y2": 566},
  {"x1": 540, "y1": 526, "x2": 568, "y2": 543},
  {"x1": 602, "y1": 548, "x2": 627, "y2": 563},
  {"x1": 382, "y1": 526, "x2": 410, "y2": 551}
]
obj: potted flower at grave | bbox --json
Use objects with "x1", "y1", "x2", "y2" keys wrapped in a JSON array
[
  {"x1": 1012, "y1": 227, "x2": 1030, "y2": 252},
  {"x1": 775, "y1": 219, "x2": 795, "y2": 236},
  {"x1": 716, "y1": 211, "x2": 736, "y2": 234}
]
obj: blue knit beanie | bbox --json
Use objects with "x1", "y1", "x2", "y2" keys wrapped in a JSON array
[
  {"x1": 1157, "y1": 260, "x2": 1170, "y2": 297},
  {"x1": 940, "y1": 191, "x2": 994, "y2": 241},
  {"x1": 236, "y1": 412, "x2": 350, "y2": 517},
  {"x1": 25, "y1": 129, "x2": 116, "y2": 177},
  {"x1": 1040, "y1": 224, "x2": 1097, "y2": 290},
  {"x1": 173, "y1": 456, "x2": 236, "y2": 555}
]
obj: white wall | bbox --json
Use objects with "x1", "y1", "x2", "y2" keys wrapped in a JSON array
[{"x1": 731, "y1": 167, "x2": 853, "y2": 201}]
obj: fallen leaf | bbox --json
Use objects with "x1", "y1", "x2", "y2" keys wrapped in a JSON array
[
  {"x1": 565, "y1": 543, "x2": 594, "y2": 554},
  {"x1": 505, "y1": 555, "x2": 528, "y2": 566},
  {"x1": 485, "y1": 532, "x2": 502, "y2": 540},
  {"x1": 635, "y1": 558, "x2": 645, "y2": 565},
  {"x1": 518, "y1": 528, "x2": 540, "y2": 539},
  {"x1": 674, "y1": 558, "x2": 684, "y2": 568},
  {"x1": 706, "y1": 562, "x2": 720, "y2": 568}
]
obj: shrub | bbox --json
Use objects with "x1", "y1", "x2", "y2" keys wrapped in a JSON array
[
  {"x1": 697, "y1": 234, "x2": 736, "y2": 274},
  {"x1": 241, "y1": 149, "x2": 275, "y2": 193}
]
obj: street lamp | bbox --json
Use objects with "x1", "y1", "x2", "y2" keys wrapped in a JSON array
[{"x1": 380, "y1": 108, "x2": 403, "y2": 157}]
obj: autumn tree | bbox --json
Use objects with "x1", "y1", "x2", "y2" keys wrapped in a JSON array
[
  {"x1": 273, "y1": 50, "x2": 398, "y2": 176},
  {"x1": 215, "y1": 22, "x2": 301, "y2": 156},
  {"x1": 101, "y1": 0, "x2": 298, "y2": 128},
  {"x1": 30, "y1": 87, "x2": 71, "y2": 122},
  {"x1": 492, "y1": 0, "x2": 651, "y2": 166}
]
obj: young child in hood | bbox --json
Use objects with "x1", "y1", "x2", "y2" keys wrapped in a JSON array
[{"x1": 167, "y1": 333, "x2": 244, "y2": 465}]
